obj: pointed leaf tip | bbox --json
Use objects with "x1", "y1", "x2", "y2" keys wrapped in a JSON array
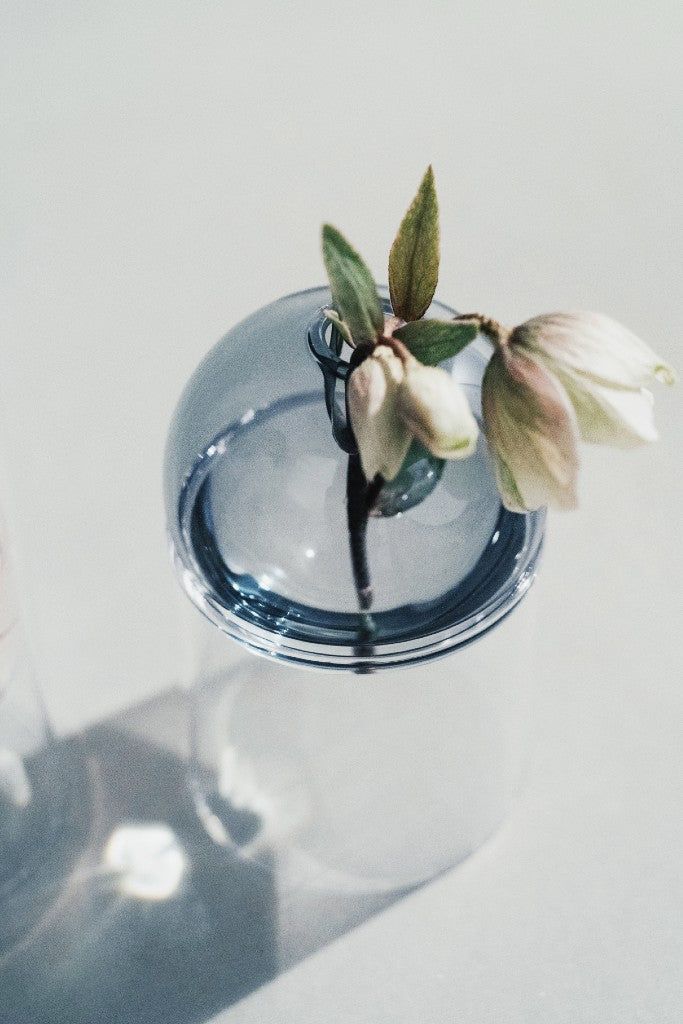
[{"x1": 388, "y1": 166, "x2": 440, "y2": 322}]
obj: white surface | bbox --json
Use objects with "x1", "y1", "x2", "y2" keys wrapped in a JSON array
[{"x1": 1, "y1": 3, "x2": 681, "y2": 1021}]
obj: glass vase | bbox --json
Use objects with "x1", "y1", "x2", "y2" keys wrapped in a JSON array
[{"x1": 164, "y1": 287, "x2": 544, "y2": 894}]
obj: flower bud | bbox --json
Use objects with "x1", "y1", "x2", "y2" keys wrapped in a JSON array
[
  {"x1": 482, "y1": 348, "x2": 580, "y2": 512},
  {"x1": 347, "y1": 347, "x2": 412, "y2": 482},
  {"x1": 396, "y1": 360, "x2": 479, "y2": 460},
  {"x1": 511, "y1": 312, "x2": 676, "y2": 448}
]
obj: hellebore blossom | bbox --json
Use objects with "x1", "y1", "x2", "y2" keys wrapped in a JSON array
[
  {"x1": 397, "y1": 358, "x2": 479, "y2": 460},
  {"x1": 348, "y1": 346, "x2": 478, "y2": 482},
  {"x1": 321, "y1": 165, "x2": 676, "y2": 518},
  {"x1": 318, "y1": 166, "x2": 678, "y2": 636},
  {"x1": 482, "y1": 347, "x2": 580, "y2": 513},
  {"x1": 346, "y1": 346, "x2": 412, "y2": 482},
  {"x1": 509, "y1": 312, "x2": 676, "y2": 448},
  {"x1": 481, "y1": 312, "x2": 676, "y2": 511}
]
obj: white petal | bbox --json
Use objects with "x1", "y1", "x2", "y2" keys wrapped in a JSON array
[
  {"x1": 482, "y1": 349, "x2": 580, "y2": 512},
  {"x1": 557, "y1": 369, "x2": 658, "y2": 447},
  {"x1": 396, "y1": 363, "x2": 479, "y2": 460},
  {"x1": 514, "y1": 312, "x2": 676, "y2": 390},
  {"x1": 490, "y1": 453, "x2": 528, "y2": 514},
  {"x1": 347, "y1": 348, "x2": 412, "y2": 481}
]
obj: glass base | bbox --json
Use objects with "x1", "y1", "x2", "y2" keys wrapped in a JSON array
[{"x1": 189, "y1": 591, "x2": 536, "y2": 894}]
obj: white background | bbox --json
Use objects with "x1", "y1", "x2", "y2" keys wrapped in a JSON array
[{"x1": 1, "y1": 3, "x2": 681, "y2": 1021}]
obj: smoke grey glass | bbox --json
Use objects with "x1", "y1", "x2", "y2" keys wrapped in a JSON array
[
  {"x1": 164, "y1": 287, "x2": 544, "y2": 670},
  {"x1": 164, "y1": 288, "x2": 544, "y2": 891}
]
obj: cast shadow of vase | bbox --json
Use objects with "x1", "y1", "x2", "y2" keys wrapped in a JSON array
[{"x1": 0, "y1": 688, "x2": 404, "y2": 1024}]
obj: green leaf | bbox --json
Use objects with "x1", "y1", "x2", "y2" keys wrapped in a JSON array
[
  {"x1": 322, "y1": 224, "x2": 384, "y2": 345},
  {"x1": 393, "y1": 319, "x2": 478, "y2": 365},
  {"x1": 388, "y1": 165, "x2": 440, "y2": 322}
]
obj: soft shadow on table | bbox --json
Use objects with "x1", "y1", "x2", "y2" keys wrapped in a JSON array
[{"x1": 0, "y1": 692, "x2": 404, "y2": 1024}]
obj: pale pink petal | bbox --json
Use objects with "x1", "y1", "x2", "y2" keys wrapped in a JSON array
[
  {"x1": 513, "y1": 312, "x2": 675, "y2": 390},
  {"x1": 482, "y1": 349, "x2": 580, "y2": 512},
  {"x1": 347, "y1": 348, "x2": 412, "y2": 481}
]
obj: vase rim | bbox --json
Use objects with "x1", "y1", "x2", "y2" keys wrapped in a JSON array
[{"x1": 172, "y1": 509, "x2": 544, "y2": 671}]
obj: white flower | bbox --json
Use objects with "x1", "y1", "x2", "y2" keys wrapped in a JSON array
[
  {"x1": 511, "y1": 312, "x2": 676, "y2": 448},
  {"x1": 396, "y1": 359, "x2": 479, "y2": 460},
  {"x1": 347, "y1": 346, "x2": 412, "y2": 481},
  {"x1": 482, "y1": 347, "x2": 580, "y2": 512}
]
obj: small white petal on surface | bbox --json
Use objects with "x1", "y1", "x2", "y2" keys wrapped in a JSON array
[
  {"x1": 513, "y1": 312, "x2": 676, "y2": 390},
  {"x1": 396, "y1": 362, "x2": 479, "y2": 459},
  {"x1": 557, "y1": 369, "x2": 658, "y2": 447},
  {"x1": 347, "y1": 348, "x2": 412, "y2": 481},
  {"x1": 482, "y1": 349, "x2": 581, "y2": 512}
]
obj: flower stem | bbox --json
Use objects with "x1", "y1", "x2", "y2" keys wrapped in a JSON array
[
  {"x1": 375, "y1": 334, "x2": 413, "y2": 364},
  {"x1": 346, "y1": 454, "x2": 382, "y2": 671},
  {"x1": 452, "y1": 313, "x2": 510, "y2": 350},
  {"x1": 346, "y1": 453, "x2": 374, "y2": 611},
  {"x1": 345, "y1": 343, "x2": 387, "y2": 670}
]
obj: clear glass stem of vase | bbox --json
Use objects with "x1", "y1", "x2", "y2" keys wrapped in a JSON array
[{"x1": 185, "y1": 588, "x2": 537, "y2": 895}]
